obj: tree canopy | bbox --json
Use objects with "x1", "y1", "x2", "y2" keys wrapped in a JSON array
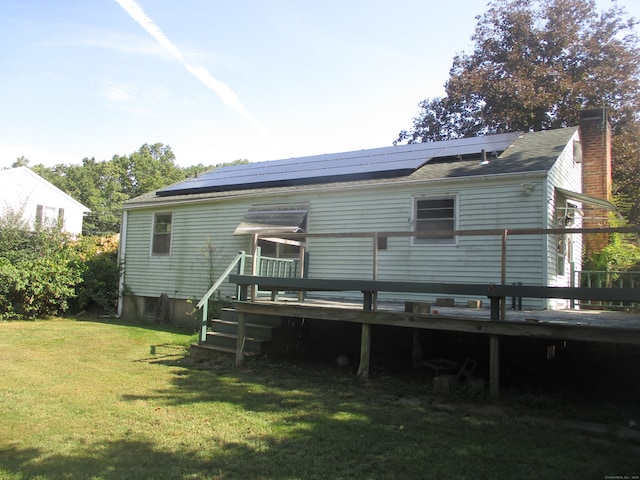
[
  {"x1": 397, "y1": 0, "x2": 640, "y2": 223},
  {"x1": 30, "y1": 144, "x2": 247, "y2": 236}
]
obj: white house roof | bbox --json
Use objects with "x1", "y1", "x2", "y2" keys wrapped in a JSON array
[{"x1": 0, "y1": 166, "x2": 90, "y2": 212}]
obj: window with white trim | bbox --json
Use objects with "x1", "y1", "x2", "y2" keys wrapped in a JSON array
[
  {"x1": 152, "y1": 213, "x2": 172, "y2": 256},
  {"x1": 35, "y1": 204, "x2": 65, "y2": 230},
  {"x1": 413, "y1": 197, "x2": 456, "y2": 245}
]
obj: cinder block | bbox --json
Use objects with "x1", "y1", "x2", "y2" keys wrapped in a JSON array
[
  {"x1": 405, "y1": 301, "x2": 431, "y2": 313},
  {"x1": 467, "y1": 300, "x2": 483, "y2": 309},
  {"x1": 435, "y1": 298, "x2": 455, "y2": 307},
  {"x1": 433, "y1": 374, "x2": 457, "y2": 394}
]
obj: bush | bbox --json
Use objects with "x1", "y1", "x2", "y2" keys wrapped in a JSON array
[
  {"x1": 71, "y1": 235, "x2": 120, "y2": 315},
  {"x1": 0, "y1": 217, "x2": 84, "y2": 320},
  {"x1": 583, "y1": 232, "x2": 640, "y2": 272}
]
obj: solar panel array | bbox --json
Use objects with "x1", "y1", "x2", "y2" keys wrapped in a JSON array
[{"x1": 157, "y1": 131, "x2": 521, "y2": 196}]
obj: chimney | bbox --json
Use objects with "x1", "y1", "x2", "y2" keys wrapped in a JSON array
[{"x1": 579, "y1": 107, "x2": 612, "y2": 254}]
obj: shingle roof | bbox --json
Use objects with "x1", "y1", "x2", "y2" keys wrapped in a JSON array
[{"x1": 123, "y1": 127, "x2": 578, "y2": 208}]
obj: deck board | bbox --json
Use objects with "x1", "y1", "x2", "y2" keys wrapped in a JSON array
[{"x1": 234, "y1": 295, "x2": 640, "y2": 345}]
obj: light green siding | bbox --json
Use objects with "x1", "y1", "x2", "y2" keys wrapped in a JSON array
[
  {"x1": 122, "y1": 144, "x2": 581, "y2": 311},
  {"x1": 124, "y1": 176, "x2": 554, "y2": 307}
]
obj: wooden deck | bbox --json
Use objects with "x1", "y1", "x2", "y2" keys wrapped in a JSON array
[{"x1": 228, "y1": 274, "x2": 640, "y2": 398}]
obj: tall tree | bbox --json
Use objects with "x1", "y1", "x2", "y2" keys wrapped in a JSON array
[{"x1": 397, "y1": 0, "x2": 640, "y2": 223}]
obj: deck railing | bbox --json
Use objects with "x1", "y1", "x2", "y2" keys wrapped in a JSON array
[
  {"x1": 577, "y1": 270, "x2": 640, "y2": 309},
  {"x1": 196, "y1": 249, "x2": 302, "y2": 343}
]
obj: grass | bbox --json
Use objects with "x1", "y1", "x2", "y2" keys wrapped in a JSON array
[{"x1": 0, "y1": 317, "x2": 638, "y2": 480}]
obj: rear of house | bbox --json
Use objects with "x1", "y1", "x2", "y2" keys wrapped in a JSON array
[{"x1": 118, "y1": 110, "x2": 614, "y2": 324}]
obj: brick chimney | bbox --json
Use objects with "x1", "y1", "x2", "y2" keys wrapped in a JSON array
[{"x1": 579, "y1": 107, "x2": 612, "y2": 254}]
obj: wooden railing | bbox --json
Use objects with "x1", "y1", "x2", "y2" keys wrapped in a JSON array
[
  {"x1": 577, "y1": 270, "x2": 640, "y2": 309},
  {"x1": 197, "y1": 251, "x2": 246, "y2": 343},
  {"x1": 196, "y1": 249, "x2": 302, "y2": 343},
  {"x1": 229, "y1": 274, "x2": 640, "y2": 398}
]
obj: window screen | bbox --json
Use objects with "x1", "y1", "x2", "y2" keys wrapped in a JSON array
[
  {"x1": 414, "y1": 197, "x2": 456, "y2": 244},
  {"x1": 152, "y1": 213, "x2": 172, "y2": 255}
]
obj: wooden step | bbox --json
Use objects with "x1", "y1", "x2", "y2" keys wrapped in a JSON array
[
  {"x1": 219, "y1": 307, "x2": 285, "y2": 327},
  {"x1": 205, "y1": 331, "x2": 264, "y2": 354},
  {"x1": 210, "y1": 319, "x2": 273, "y2": 340}
]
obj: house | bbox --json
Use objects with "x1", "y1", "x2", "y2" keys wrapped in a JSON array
[
  {"x1": 117, "y1": 108, "x2": 615, "y2": 323},
  {"x1": 0, "y1": 166, "x2": 90, "y2": 236}
]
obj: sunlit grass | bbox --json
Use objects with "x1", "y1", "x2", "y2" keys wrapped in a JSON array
[{"x1": 0, "y1": 317, "x2": 638, "y2": 479}]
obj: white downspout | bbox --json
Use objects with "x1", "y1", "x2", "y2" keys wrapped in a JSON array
[{"x1": 116, "y1": 210, "x2": 128, "y2": 318}]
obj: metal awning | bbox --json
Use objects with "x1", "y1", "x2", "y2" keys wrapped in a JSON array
[
  {"x1": 234, "y1": 204, "x2": 308, "y2": 235},
  {"x1": 555, "y1": 187, "x2": 617, "y2": 211}
]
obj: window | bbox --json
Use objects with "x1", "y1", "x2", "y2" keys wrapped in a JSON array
[
  {"x1": 152, "y1": 213, "x2": 172, "y2": 255},
  {"x1": 414, "y1": 197, "x2": 456, "y2": 244},
  {"x1": 143, "y1": 296, "x2": 157, "y2": 316},
  {"x1": 35, "y1": 205, "x2": 64, "y2": 230}
]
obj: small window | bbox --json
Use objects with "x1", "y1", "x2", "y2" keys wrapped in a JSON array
[
  {"x1": 35, "y1": 204, "x2": 61, "y2": 229},
  {"x1": 143, "y1": 297, "x2": 157, "y2": 316},
  {"x1": 414, "y1": 197, "x2": 456, "y2": 245},
  {"x1": 152, "y1": 213, "x2": 172, "y2": 256}
]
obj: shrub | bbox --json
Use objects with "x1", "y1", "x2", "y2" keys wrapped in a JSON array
[
  {"x1": 71, "y1": 235, "x2": 120, "y2": 315},
  {"x1": 583, "y1": 233, "x2": 640, "y2": 272},
  {"x1": 0, "y1": 215, "x2": 84, "y2": 320}
]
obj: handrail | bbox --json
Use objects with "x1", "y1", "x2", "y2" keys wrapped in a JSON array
[
  {"x1": 197, "y1": 251, "x2": 302, "y2": 343},
  {"x1": 576, "y1": 270, "x2": 639, "y2": 309},
  {"x1": 198, "y1": 251, "x2": 246, "y2": 343}
]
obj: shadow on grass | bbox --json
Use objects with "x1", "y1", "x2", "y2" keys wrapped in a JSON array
[
  {"x1": 3, "y1": 349, "x2": 637, "y2": 479},
  {"x1": 117, "y1": 354, "x2": 639, "y2": 479},
  {"x1": 0, "y1": 440, "x2": 223, "y2": 480}
]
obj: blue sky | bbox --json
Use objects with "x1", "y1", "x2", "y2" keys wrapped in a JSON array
[{"x1": 1, "y1": 1, "x2": 639, "y2": 168}]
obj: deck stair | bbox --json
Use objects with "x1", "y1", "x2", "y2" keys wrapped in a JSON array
[{"x1": 202, "y1": 307, "x2": 290, "y2": 356}]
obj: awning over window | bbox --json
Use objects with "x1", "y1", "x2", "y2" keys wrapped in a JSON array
[
  {"x1": 234, "y1": 204, "x2": 308, "y2": 235},
  {"x1": 556, "y1": 187, "x2": 617, "y2": 211}
]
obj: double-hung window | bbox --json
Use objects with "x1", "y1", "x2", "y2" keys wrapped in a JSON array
[
  {"x1": 413, "y1": 197, "x2": 456, "y2": 245},
  {"x1": 152, "y1": 212, "x2": 173, "y2": 256}
]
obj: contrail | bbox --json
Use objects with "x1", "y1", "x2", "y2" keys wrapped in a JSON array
[{"x1": 114, "y1": 0, "x2": 271, "y2": 140}]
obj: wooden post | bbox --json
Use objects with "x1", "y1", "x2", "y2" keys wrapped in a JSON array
[
  {"x1": 501, "y1": 229, "x2": 508, "y2": 321},
  {"x1": 236, "y1": 251, "x2": 246, "y2": 301},
  {"x1": 372, "y1": 234, "x2": 378, "y2": 310},
  {"x1": 250, "y1": 235, "x2": 259, "y2": 300},
  {"x1": 298, "y1": 244, "x2": 306, "y2": 301},
  {"x1": 406, "y1": 301, "x2": 429, "y2": 368},
  {"x1": 199, "y1": 301, "x2": 208, "y2": 344},
  {"x1": 490, "y1": 335, "x2": 500, "y2": 399},
  {"x1": 357, "y1": 323, "x2": 371, "y2": 379},
  {"x1": 357, "y1": 290, "x2": 374, "y2": 378},
  {"x1": 412, "y1": 329, "x2": 423, "y2": 369},
  {"x1": 235, "y1": 311, "x2": 246, "y2": 367}
]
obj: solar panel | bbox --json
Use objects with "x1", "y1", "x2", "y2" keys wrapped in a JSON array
[{"x1": 157, "y1": 131, "x2": 521, "y2": 196}]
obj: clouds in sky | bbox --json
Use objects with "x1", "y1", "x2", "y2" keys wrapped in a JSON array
[
  {"x1": 3, "y1": 0, "x2": 637, "y2": 169},
  {"x1": 114, "y1": 0, "x2": 272, "y2": 141}
]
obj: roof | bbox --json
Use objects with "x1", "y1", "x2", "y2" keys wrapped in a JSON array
[
  {"x1": 124, "y1": 127, "x2": 578, "y2": 209},
  {"x1": 157, "y1": 132, "x2": 522, "y2": 196},
  {"x1": 0, "y1": 166, "x2": 91, "y2": 212}
]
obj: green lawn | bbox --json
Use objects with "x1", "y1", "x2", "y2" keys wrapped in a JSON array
[{"x1": 0, "y1": 318, "x2": 638, "y2": 479}]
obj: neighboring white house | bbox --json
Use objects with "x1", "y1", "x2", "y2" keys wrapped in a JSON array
[
  {"x1": 118, "y1": 109, "x2": 616, "y2": 322},
  {"x1": 0, "y1": 166, "x2": 90, "y2": 236}
]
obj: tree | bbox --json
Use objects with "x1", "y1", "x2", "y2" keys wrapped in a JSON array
[
  {"x1": 397, "y1": 0, "x2": 640, "y2": 223},
  {"x1": 11, "y1": 156, "x2": 30, "y2": 168},
  {"x1": 33, "y1": 144, "x2": 245, "y2": 236}
]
